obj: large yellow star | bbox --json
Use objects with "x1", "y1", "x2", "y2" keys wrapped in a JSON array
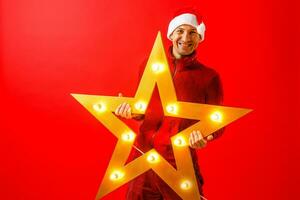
[{"x1": 71, "y1": 32, "x2": 252, "y2": 200}]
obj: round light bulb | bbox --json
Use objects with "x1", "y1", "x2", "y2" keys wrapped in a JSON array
[
  {"x1": 166, "y1": 104, "x2": 177, "y2": 114},
  {"x1": 110, "y1": 170, "x2": 124, "y2": 181},
  {"x1": 174, "y1": 136, "x2": 186, "y2": 146},
  {"x1": 134, "y1": 101, "x2": 146, "y2": 111},
  {"x1": 210, "y1": 111, "x2": 223, "y2": 122},
  {"x1": 93, "y1": 103, "x2": 106, "y2": 112},
  {"x1": 112, "y1": 173, "x2": 119, "y2": 179},
  {"x1": 151, "y1": 63, "x2": 164, "y2": 73},
  {"x1": 180, "y1": 180, "x2": 192, "y2": 190},
  {"x1": 147, "y1": 152, "x2": 159, "y2": 163},
  {"x1": 121, "y1": 131, "x2": 135, "y2": 142}
]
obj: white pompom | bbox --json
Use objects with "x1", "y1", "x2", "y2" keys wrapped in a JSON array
[{"x1": 197, "y1": 22, "x2": 206, "y2": 41}]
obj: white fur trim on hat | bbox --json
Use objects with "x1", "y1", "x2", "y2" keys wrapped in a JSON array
[{"x1": 167, "y1": 13, "x2": 206, "y2": 41}]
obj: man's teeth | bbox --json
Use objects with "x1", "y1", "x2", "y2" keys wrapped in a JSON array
[{"x1": 179, "y1": 42, "x2": 191, "y2": 47}]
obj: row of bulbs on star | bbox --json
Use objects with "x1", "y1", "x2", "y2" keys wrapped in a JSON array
[
  {"x1": 110, "y1": 169, "x2": 193, "y2": 190},
  {"x1": 120, "y1": 130, "x2": 186, "y2": 145},
  {"x1": 93, "y1": 100, "x2": 179, "y2": 114},
  {"x1": 109, "y1": 152, "x2": 193, "y2": 190},
  {"x1": 93, "y1": 101, "x2": 223, "y2": 122}
]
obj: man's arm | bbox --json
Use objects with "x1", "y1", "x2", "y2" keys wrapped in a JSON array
[
  {"x1": 205, "y1": 74, "x2": 225, "y2": 139},
  {"x1": 189, "y1": 72, "x2": 224, "y2": 148},
  {"x1": 115, "y1": 59, "x2": 147, "y2": 120}
]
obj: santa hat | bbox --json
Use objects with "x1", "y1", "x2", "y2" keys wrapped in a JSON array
[{"x1": 167, "y1": 8, "x2": 206, "y2": 42}]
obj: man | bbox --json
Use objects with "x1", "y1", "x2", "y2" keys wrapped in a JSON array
[{"x1": 115, "y1": 9, "x2": 223, "y2": 200}]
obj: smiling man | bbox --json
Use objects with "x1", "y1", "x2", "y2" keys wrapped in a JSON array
[
  {"x1": 170, "y1": 24, "x2": 201, "y2": 58},
  {"x1": 116, "y1": 9, "x2": 224, "y2": 200}
]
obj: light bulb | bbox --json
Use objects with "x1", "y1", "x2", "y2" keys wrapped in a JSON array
[
  {"x1": 134, "y1": 101, "x2": 147, "y2": 111},
  {"x1": 110, "y1": 170, "x2": 124, "y2": 181},
  {"x1": 174, "y1": 136, "x2": 186, "y2": 147},
  {"x1": 151, "y1": 63, "x2": 164, "y2": 73},
  {"x1": 147, "y1": 152, "x2": 159, "y2": 163},
  {"x1": 180, "y1": 180, "x2": 192, "y2": 190},
  {"x1": 93, "y1": 103, "x2": 106, "y2": 112},
  {"x1": 121, "y1": 131, "x2": 135, "y2": 142},
  {"x1": 166, "y1": 104, "x2": 177, "y2": 114},
  {"x1": 210, "y1": 111, "x2": 223, "y2": 122}
]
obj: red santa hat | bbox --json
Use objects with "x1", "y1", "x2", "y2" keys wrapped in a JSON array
[{"x1": 167, "y1": 8, "x2": 206, "y2": 42}]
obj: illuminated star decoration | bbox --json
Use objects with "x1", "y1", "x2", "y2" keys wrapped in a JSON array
[{"x1": 71, "y1": 32, "x2": 252, "y2": 200}]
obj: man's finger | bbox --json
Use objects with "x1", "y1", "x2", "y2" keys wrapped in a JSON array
[
  {"x1": 196, "y1": 130, "x2": 203, "y2": 140},
  {"x1": 199, "y1": 139, "x2": 207, "y2": 148},
  {"x1": 191, "y1": 131, "x2": 196, "y2": 145},
  {"x1": 127, "y1": 107, "x2": 132, "y2": 119},
  {"x1": 119, "y1": 103, "x2": 126, "y2": 116},
  {"x1": 189, "y1": 135, "x2": 196, "y2": 149},
  {"x1": 124, "y1": 104, "x2": 130, "y2": 118},
  {"x1": 207, "y1": 135, "x2": 214, "y2": 141},
  {"x1": 115, "y1": 104, "x2": 121, "y2": 115},
  {"x1": 194, "y1": 131, "x2": 199, "y2": 143}
]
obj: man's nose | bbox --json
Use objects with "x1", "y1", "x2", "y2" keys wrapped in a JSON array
[{"x1": 181, "y1": 32, "x2": 191, "y2": 42}]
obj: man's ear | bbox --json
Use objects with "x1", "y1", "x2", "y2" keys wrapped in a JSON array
[
  {"x1": 198, "y1": 34, "x2": 202, "y2": 41},
  {"x1": 170, "y1": 33, "x2": 174, "y2": 41}
]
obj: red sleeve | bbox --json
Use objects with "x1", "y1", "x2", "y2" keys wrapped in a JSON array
[
  {"x1": 131, "y1": 59, "x2": 148, "y2": 121},
  {"x1": 205, "y1": 74, "x2": 223, "y2": 105},
  {"x1": 205, "y1": 73, "x2": 225, "y2": 139}
]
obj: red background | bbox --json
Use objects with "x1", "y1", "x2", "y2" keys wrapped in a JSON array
[{"x1": 1, "y1": 0, "x2": 299, "y2": 199}]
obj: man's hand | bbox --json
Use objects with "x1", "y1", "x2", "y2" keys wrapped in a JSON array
[
  {"x1": 115, "y1": 93, "x2": 143, "y2": 120},
  {"x1": 115, "y1": 93, "x2": 133, "y2": 119},
  {"x1": 189, "y1": 130, "x2": 214, "y2": 149}
]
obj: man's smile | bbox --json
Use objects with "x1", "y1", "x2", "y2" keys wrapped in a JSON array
[{"x1": 178, "y1": 42, "x2": 192, "y2": 49}]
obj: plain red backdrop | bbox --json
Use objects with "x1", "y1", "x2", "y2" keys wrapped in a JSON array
[{"x1": 1, "y1": 0, "x2": 299, "y2": 199}]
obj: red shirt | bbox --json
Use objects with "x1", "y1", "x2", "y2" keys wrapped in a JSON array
[{"x1": 135, "y1": 47, "x2": 224, "y2": 169}]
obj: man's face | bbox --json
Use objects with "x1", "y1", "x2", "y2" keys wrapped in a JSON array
[{"x1": 170, "y1": 24, "x2": 201, "y2": 58}]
